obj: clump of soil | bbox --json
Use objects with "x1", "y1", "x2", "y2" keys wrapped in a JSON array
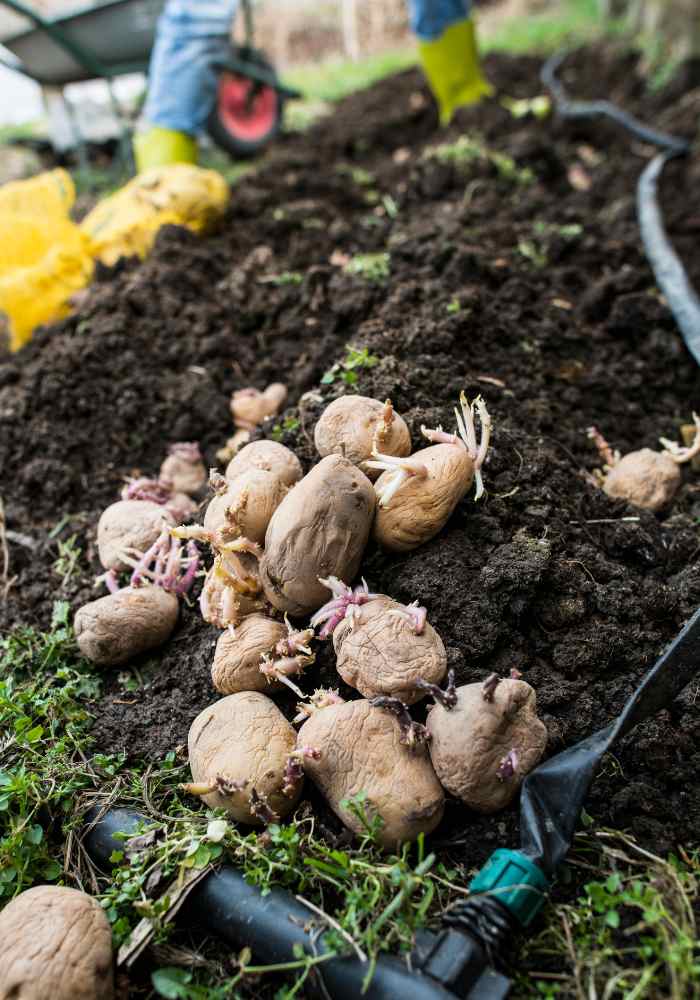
[{"x1": 2, "y1": 46, "x2": 700, "y2": 870}]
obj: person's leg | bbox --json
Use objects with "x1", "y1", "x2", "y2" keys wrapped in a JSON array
[
  {"x1": 409, "y1": 0, "x2": 492, "y2": 125},
  {"x1": 135, "y1": 0, "x2": 237, "y2": 170}
]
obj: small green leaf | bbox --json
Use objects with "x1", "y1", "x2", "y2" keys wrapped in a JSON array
[
  {"x1": 152, "y1": 967, "x2": 192, "y2": 998},
  {"x1": 26, "y1": 824, "x2": 43, "y2": 845},
  {"x1": 605, "y1": 909, "x2": 620, "y2": 929}
]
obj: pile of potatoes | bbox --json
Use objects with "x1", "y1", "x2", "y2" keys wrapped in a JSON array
[
  {"x1": 74, "y1": 442, "x2": 207, "y2": 667},
  {"x1": 175, "y1": 391, "x2": 547, "y2": 848}
]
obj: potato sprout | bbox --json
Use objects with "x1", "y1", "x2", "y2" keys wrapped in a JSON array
[
  {"x1": 369, "y1": 393, "x2": 492, "y2": 552},
  {"x1": 204, "y1": 467, "x2": 287, "y2": 545},
  {"x1": 425, "y1": 674, "x2": 547, "y2": 813},
  {"x1": 297, "y1": 697, "x2": 444, "y2": 848},
  {"x1": 77, "y1": 530, "x2": 198, "y2": 665},
  {"x1": 312, "y1": 579, "x2": 446, "y2": 703},
  {"x1": 588, "y1": 419, "x2": 700, "y2": 511},
  {"x1": 314, "y1": 395, "x2": 411, "y2": 479},
  {"x1": 212, "y1": 613, "x2": 315, "y2": 696},
  {"x1": 261, "y1": 454, "x2": 376, "y2": 616},
  {"x1": 184, "y1": 692, "x2": 301, "y2": 825},
  {"x1": 231, "y1": 383, "x2": 288, "y2": 430}
]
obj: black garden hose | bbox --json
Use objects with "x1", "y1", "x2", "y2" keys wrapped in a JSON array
[{"x1": 541, "y1": 50, "x2": 700, "y2": 363}]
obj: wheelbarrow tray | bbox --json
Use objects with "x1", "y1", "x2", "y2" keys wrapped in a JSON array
[{"x1": 0, "y1": 0, "x2": 165, "y2": 85}]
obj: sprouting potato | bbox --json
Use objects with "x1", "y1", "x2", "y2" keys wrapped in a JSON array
[
  {"x1": 97, "y1": 500, "x2": 175, "y2": 572},
  {"x1": 369, "y1": 393, "x2": 491, "y2": 553},
  {"x1": 231, "y1": 383, "x2": 288, "y2": 430},
  {"x1": 331, "y1": 593, "x2": 446, "y2": 704},
  {"x1": 297, "y1": 697, "x2": 444, "y2": 849},
  {"x1": 426, "y1": 674, "x2": 547, "y2": 813},
  {"x1": 0, "y1": 885, "x2": 114, "y2": 1000},
  {"x1": 588, "y1": 420, "x2": 700, "y2": 512},
  {"x1": 314, "y1": 396, "x2": 411, "y2": 479},
  {"x1": 74, "y1": 585, "x2": 179, "y2": 666},
  {"x1": 184, "y1": 692, "x2": 301, "y2": 825},
  {"x1": 204, "y1": 468, "x2": 288, "y2": 545},
  {"x1": 225, "y1": 439, "x2": 303, "y2": 487},
  {"x1": 159, "y1": 442, "x2": 207, "y2": 495},
  {"x1": 199, "y1": 541, "x2": 269, "y2": 629},
  {"x1": 212, "y1": 613, "x2": 314, "y2": 695},
  {"x1": 260, "y1": 454, "x2": 376, "y2": 616}
]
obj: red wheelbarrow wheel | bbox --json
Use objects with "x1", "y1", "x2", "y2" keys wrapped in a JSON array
[{"x1": 207, "y1": 67, "x2": 284, "y2": 158}]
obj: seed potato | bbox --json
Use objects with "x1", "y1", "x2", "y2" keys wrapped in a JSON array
[
  {"x1": 97, "y1": 500, "x2": 175, "y2": 572},
  {"x1": 314, "y1": 395, "x2": 411, "y2": 479},
  {"x1": 298, "y1": 698, "x2": 444, "y2": 848},
  {"x1": 187, "y1": 692, "x2": 300, "y2": 824},
  {"x1": 0, "y1": 885, "x2": 114, "y2": 1000},
  {"x1": 260, "y1": 454, "x2": 376, "y2": 615},
  {"x1": 74, "y1": 585, "x2": 179, "y2": 666},
  {"x1": 225, "y1": 439, "x2": 303, "y2": 487},
  {"x1": 204, "y1": 468, "x2": 287, "y2": 545}
]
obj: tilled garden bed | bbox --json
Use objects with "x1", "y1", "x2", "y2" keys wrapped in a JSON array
[{"x1": 2, "y1": 43, "x2": 700, "y2": 996}]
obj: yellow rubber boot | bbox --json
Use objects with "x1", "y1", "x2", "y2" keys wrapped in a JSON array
[
  {"x1": 133, "y1": 127, "x2": 198, "y2": 173},
  {"x1": 418, "y1": 18, "x2": 493, "y2": 126}
]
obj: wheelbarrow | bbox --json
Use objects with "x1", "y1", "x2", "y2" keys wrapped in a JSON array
[{"x1": 0, "y1": 0, "x2": 301, "y2": 159}]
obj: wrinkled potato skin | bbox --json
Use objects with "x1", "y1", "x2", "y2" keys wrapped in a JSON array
[
  {"x1": 212, "y1": 614, "x2": 287, "y2": 694},
  {"x1": 261, "y1": 455, "x2": 376, "y2": 615},
  {"x1": 603, "y1": 448, "x2": 680, "y2": 511},
  {"x1": 314, "y1": 395, "x2": 411, "y2": 479},
  {"x1": 373, "y1": 443, "x2": 472, "y2": 552},
  {"x1": 225, "y1": 440, "x2": 302, "y2": 487},
  {"x1": 426, "y1": 679, "x2": 547, "y2": 813},
  {"x1": 160, "y1": 454, "x2": 207, "y2": 495},
  {"x1": 334, "y1": 596, "x2": 446, "y2": 704},
  {"x1": 298, "y1": 700, "x2": 444, "y2": 848},
  {"x1": 204, "y1": 469, "x2": 287, "y2": 544},
  {"x1": 0, "y1": 885, "x2": 114, "y2": 1000},
  {"x1": 98, "y1": 500, "x2": 175, "y2": 572},
  {"x1": 75, "y1": 586, "x2": 179, "y2": 666},
  {"x1": 188, "y1": 692, "x2": 300, "y2": 824}
]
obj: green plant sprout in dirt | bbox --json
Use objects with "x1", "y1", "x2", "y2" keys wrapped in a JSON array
[
  {"x1": 52, "y1": 533, "x2": 83, "y2": 588},
  {"x1": 343, "y1": 252, "x2": 391, "y2": 285},
  {"x1": 518, "y1": 221, "x2": 584, "y2": 270},
  {"x1": 270, "y1": 416, "x2": 300, "y2": 442},
  {"x1": 322, "y1": 344, "x2": 379, "y2": 386},
  {"x1": 423, "y1": 134, "x2": 534, "y2": 186},
  {"x1": 517, "y1": 827, "x2": 700, "y2": 1000}
]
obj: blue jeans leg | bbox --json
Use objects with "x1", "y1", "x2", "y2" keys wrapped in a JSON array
[
  {"x1": 408, "y1": 0, "x2": 472, "y2": 41},
  {"x1": 143, "y1": 0, "x2": 238, "y2": 135}
]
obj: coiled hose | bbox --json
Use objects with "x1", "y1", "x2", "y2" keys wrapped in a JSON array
[{"x1": 541, "y1": 50, "x2": 700, "y2": 363}]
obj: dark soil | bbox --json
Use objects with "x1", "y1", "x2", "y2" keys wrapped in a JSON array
[{"x1": 3, "y1": 40, "x2": 700, "y2": 937}]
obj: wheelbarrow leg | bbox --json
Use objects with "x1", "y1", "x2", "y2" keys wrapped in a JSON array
[{"x1": 41, "y1": 84, "x2": 90, "y2": 175}]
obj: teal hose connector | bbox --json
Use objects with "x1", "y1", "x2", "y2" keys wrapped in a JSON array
[{"x1": 468, "y1": 849, "x2": 550, "y2": 927}]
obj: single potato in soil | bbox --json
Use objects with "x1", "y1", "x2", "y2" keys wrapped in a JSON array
[
  {"x1": 0, "y1": 885, "x2": 114, "y2": 1000},
  {"x1": 297, "y1": 697, "x2": 444, "y2": 849}
]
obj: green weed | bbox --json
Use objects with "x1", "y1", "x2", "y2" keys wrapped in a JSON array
[
  {"x1": 424, "y1": 134, "x2": 534, "y2": 186},
  {"x1": 322, "y1": 345, "x2": 379, "y2": 387},
  {"x1": 344, "y1": 252, "x2": 391, "y2": 284},
  {"x1": 270, "y1": 416, "x2": 301, "y2": 441},
  {"x1": 52, "y1": 533, "x2": 82, "y2": 586}
]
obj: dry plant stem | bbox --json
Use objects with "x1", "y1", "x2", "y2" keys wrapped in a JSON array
[
  {"x1": 659, "y1": 412, "x2": 700, "y2": 463},
  {"x1": 369, "y1": 696, "x2": 431, "y2": 749},
  {"x1": 0, "y1": 496, "x2": 15, "y2": 600}
]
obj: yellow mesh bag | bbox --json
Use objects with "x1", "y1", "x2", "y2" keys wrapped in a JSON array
[
  {"x1": 81, "y1": 164, "x2": 230, "y2": 266},
  {"x1": 0, "y1": 169, "x2": 94, "y2": 351}
]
